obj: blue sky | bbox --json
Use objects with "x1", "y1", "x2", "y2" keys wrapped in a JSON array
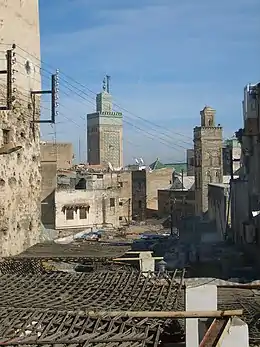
[{"x1": 39, "y1": 0, "x2": 260, "y2": 165}]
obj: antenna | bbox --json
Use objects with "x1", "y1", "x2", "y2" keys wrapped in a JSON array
[{"x1": 106, "y1": 75, "x2": 111, "y2": 93}]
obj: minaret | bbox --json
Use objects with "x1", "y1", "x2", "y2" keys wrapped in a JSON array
[
  {"x1": 96, "y1": 75, "x2": 112, "y2": 113},
  {"x1": 87, "y1": 76, "x2": 123, "y2": 168},
  {"x1": 194, "y1": 106, "x2": 223, "y2": 216},
  {"x1": 0, "y1": 0, "x2": 42, "y2": 256}
]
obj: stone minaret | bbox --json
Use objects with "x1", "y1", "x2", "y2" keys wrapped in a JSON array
[
  {"x1": 0, "y1": 0, "x2": 42, "y2": 256},
  {"x1": 193, "y1": 106, "x2": 223, "y2": 216},
  {"x1": 87, "y1": 77, "x2": 123, "y2": 168}
]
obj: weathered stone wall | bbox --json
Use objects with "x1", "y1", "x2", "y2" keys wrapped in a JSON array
[
  {"x1": 146, "y1": 168, "x2": 173, "y2": 213},
  {"x1": 194, "y1": 116, "x2": 223, "y2": 216},
  {"x1": 0, "y1": 0, "x2": 41, "y2": 256},
  {"x1": 40, "y1": 142, "x2": 74, "y2": 170},
  {"x1": 0, "y1": 105, "x2": 41, "y2": 256}
]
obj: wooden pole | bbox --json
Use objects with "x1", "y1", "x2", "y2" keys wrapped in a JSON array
[{"x1": 67, "y1": 309, "x2": 243, "y2": 319}]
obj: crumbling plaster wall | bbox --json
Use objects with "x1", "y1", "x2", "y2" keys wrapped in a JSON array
[
  {"x1": 0, "y1": 105, "x2": 41, "y2": 256},
  {"x1": 0, "y1": 0, "x2": 41, "y2": 256}
]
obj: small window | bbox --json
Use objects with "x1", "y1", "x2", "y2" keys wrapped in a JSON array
[
  {"x1": 110, "y1": 198, "x2": 115, "y2": 207},
  {"x1": 79, "y1": 207, "x2": 87, "y2": 219},
  {"x1": 66, "y1": 209, "x2": 74, "y2": 220},
  {"x1": 119, "y1": 216, "x2": 123, "y2": 221},
  {"x1": 119, "y1": 181, "x2": 123, "y2": 187},
  {"x1": 2, "y1": 129, "x2": 10, "y2": 145},
  {"x1": 119, "y1": 201, "x2": 123, "y2": 206}
]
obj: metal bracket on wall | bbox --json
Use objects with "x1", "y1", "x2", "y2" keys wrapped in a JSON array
[
  {"x1": 31, "y1": 70, "x2": 59, "y2": 124},
  {"x1": 0, "y1": 49, "x2": 14, "y2": 111}
]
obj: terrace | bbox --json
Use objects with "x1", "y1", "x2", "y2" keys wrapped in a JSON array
[
  {"x1": 0, "y1": 240, "x2": 259, "y2": 346},
  {"x1": 0, "y1": 269, "x2": 185, "y2": 346}
]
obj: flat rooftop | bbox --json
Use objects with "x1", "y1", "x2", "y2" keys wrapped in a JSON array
[{"x1": 11, "y1": 240, "x2": 131, "y2": 260}]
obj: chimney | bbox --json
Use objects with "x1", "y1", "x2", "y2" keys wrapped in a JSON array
[{"x1": 185, "y1": 284, "x2": 217, "y2": 347}]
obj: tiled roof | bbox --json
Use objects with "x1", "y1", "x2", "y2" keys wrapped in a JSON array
[
  {"x1": 149, "y1": 159, "x2": 187, "y2": 173},
  {"x1": 149, "y1": 158, "x2": 165, "y2": 170}
]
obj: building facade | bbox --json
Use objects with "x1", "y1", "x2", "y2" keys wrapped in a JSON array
[
  {"x1": 158, "y1": 174, "x2": 195, "y2": 226},
  {"x1": 222, "y1": 138, "x2": 241, "y2": 176},
  {"x1": 87, "y1": 77, "x2": 123, "y2": 168},
  {"x1": 146, "y1": 167, "x2": 173, "y2": 215},
  {"x1": 231, "y1": 82, "x2": 260, "y2": 244},
  {"x1": 55, "y1": 188, "x2": 123, "y2": 230},
  {"x1": 40, "y1": 142, "x2": 74, "y2": 170},
  {"x1": 0, "y1": 0, "x2": 42, "y2": 256},
  {"x1": 208, "y1": 183, "x2": 230, "y2": 240},
  {"x1": 194, "y1": 107, "x2": 223, "y2": 216},
  {"x1": 40, "y1": 142, "x2": 74, "y2": 228}
]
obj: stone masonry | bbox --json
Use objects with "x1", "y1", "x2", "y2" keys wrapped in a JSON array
[
  {"x1": 194, "y1": 107, "x2": 223, "y2": 216},
  {"x1": 87, "y1": 84, "x2": 123, "y2": 168},
  {"x1": 0, "y1": 0, "x2": 42, "y2": 256}
]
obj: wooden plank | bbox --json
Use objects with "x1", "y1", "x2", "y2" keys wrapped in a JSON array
[{"x1": 67, "y1": 309, "x2": 243, "y2": 319}]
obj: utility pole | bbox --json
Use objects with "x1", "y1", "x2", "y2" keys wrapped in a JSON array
[
  {"x1": 170, "y1": 196, "x2": 176, "y2": 236},
  {"x1": 128, "y1": 198, "x2": 131, "y2": 224},
  {"x1": 78, "y1": 138, "x2": 81, "y2": 163}
]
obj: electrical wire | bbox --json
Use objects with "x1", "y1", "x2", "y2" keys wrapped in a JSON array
[
  {"x1": 0, "y1": 44, "x2": 200, "y2": 164},
  {"x1": 12, "y1": 51, "x2": 191, "y2": 160},
  {"x1": 13, "y1": 45, "x2": 194, "y2": 145}
]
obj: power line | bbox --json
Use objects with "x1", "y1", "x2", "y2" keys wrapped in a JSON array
[
  {"x1": 1, "y1": 45, "x2": 193, "y2": 163},
  {"x1": 13, "y1": 51, "x2": 191, "y2": 155},
  {"x1": 14, "y1": 45, "x2": 193, "y2": 144}
]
